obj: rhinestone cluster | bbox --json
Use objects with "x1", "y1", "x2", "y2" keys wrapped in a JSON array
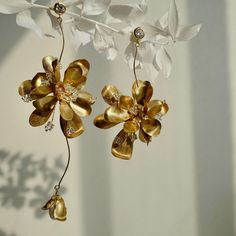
[
  {"x1": 53, "y1": 2, "x2": 66, "y2": 15},
  {"x1": 45, "y1": 121, "x2": 55, "y2": 132},
  {"x1": 55, "y1": 82, "x2": 78, "y2": 103},
  {"x1": 21, "y1": 94, "x2": 32, "y2": 103}
]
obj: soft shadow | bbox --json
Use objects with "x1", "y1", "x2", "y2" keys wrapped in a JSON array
[
  {"x1": 0, "y1": 149, "x2": 66, "y2": 219},
  {"x1": 187, "y1": 0, "x2": 235, "y2": 235},
  {"x1": 0, "y1": 228, "x2": 17, "y2": 236},
  {"x1": 75, "y1": 45, "x2": 113, "y2": 236}
]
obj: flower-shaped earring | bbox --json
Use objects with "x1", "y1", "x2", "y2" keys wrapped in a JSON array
[
  {"x1": 18, "y1": 2, "x2": 95, "y2": 221},
  {"x1": 94, "y1": 27, "x2": 169, "y2": 160}
]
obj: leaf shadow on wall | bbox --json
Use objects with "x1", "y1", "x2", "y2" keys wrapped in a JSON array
[{"x1": 0, "y1": 149, "x2": 66, "y2": 219}]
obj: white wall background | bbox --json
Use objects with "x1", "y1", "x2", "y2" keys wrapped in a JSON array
[{"x1": 0, "y1": 0, "x2": 235, "y2": 236}]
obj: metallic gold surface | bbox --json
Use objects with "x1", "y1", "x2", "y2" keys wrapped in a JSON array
[
  {"x1": 19, "y1": 55, "x2": 94, "y2": 138},
  {"x1": 132, "y1": 80, "x2": 153, "y2": 105},
  {"x1": 94, "y1": 80, "x2": 168, "y2": 159},
  {"x1": 42, "y1": 194, "x2": 67, "y2": 221},
  {"x1": 111, "y1": 129, "x2": 135, "y2": 160},
  {"x1": 94, "y1": 114, "x2": 117, "y2": 129},
  {"x1": 102, "y1": 85, "x2": 121, "y2": 105},
  {"x1": 60, "y1": 114, "x2": 84, "y2": 138}
]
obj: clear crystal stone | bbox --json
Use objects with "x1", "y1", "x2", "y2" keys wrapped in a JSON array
[
  {"x1": 129, "y1": 133, "x2": 137, "y2": 142},
  {"x1": 54, "y1": 2, "x2": 66, "y2": 15},
  {"x1": 45, "y1": 121, "x2": 54, "y2": 132},
  {"x1": 66, "y1": 127, "x2": 75, "y2": 136},
  {"x1": 134, "y1": 27, "x2": 145, "y2": 40},
  {"x1": 21, "y1": 94, "x2": 32, "y2": 103}
]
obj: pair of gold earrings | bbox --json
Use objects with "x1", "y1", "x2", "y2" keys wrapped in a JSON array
[{"x1": 18, "y1": 3, "x2": 168, "y2": 221}]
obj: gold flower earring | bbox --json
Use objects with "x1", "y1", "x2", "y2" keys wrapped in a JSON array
[
  {"x1": 94, "y1": 27, "x2": 169, "y2": 160},
  {"x1": 18, "y1": 2, "x2": 95, "y2": 221}
]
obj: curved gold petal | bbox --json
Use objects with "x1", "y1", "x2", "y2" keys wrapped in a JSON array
[
  {"x1": 70, "y1": 98, "x2": 91, "y2": 117},
  {"x1": 141, "y1": 118, "x2": 161, "y2": 137},
  {"x1": 132, "y1": 80, "x2": 153, "y2": 105},
  {"x1": 112, "y1": 129, "x2": 136, "y2": 160},
  {"x1": 30, "y1": 85, "x2": 53, "y2": 99},
  {"x1": 139, "y1": 128, "x2": 152, "y2": 144},
  {"x1": 119, "y1": 95, "x2": 134, "y2": 110},
  {"x1": 94, "y1": 114, "x2": 118, "y2": 129},
  {"x1": 42, "y1": 196, "x2": 56, "y2": 210},
  {"x1": 69, "y1": 59, "x2": 90, "y2": 77},
  {"x1": 42, "y1": 56, "x2": 57, "y2": 73},
  {"x1": 102, "y1": 85, "x2": 121, "y2": 106},
  {"x1": 18, "y1": 80, "x2": 33, "y2": 96},
  {"x1": 123, "y1": 120, "x2": 139, "y2": 133},
  {"x1": 49, "y1": 196, "x2": 67, "y2": 221},
  {"x1": 33, "y1": 96, "x2": 57, "y2": 112},
  {"x1": 31, "y1": 73, "x2": 47, "y2": 88},
  {"x1": 64, "y1": 67, "x2": 85, "y2": 88},
  {"x1": 29, "y1": 109, "x2": 53, "y2": 127},
  {"x1": 60, "y1": 114, "x2": 84, "y2": 138},
  {"x1": 147, "y1": 100, "x2": 163, "y2": 118},
  {"x1": 77, "y1": 91, "x2": 96, "y2": 105},
  {"x1": 60, "y1": 101, "x2": 74, "y2": 121},
  {"x1": 104, "y1": 106, "x2": 130, "y2": 123},
  {"x1": 159, "y1": 101, "x2": 169, "y2": 116}
]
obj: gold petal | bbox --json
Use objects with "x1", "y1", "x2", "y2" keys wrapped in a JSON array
[
  {"x1": 33, "y1": 96, "x2": 57, "y2": 112},
  {"x1": 119, "y1": 95, "x2": 134, "y2": 110},
  {"x1": 42, "y1": 197, "x2": 56, "y2": 210},
  {"x1": 60, "y1": 114, "x2": 84, "y2": 138},
  {"x1": 104, "y1": 106, "x2": 130, "y2": 123},
  {"x1": 112, "y1": 129, "x2": 136, "y2": 160},
  {"x1": 102, "y1": 85, "x2": 121, "y2": 106},
  {"x1": 30, "y1": 85, "x2": 53, "y2": 99},
  {"x1": 70, "y1": 98, "x2": 92, "y2": 117},
  {"x1": 147, "y1": 100, "x2": 162, "y2": 118},
  {"x1": 69, "y1": 59, "x2": 90, "y2": 77},
  {"x1": 64, "y1": 59, "x2": 90, "y2": 88},
  {"x1": 123, "y1": 120, "x2": 139, "y2": 133},
  {"x1": 18, "y1": 80, "x2": 33, "y2": 96},
  {"x1": 60, "y1": 101, "x2": 74, "y2": 121},
  {"x1": 94, "y1": 114, "x2": 118, "y2": 129},
  {"x1": 159, "y1": 101, "x2": 169, "y2": 116},
  {"x1": 49, "y1": 196, "x2": 67, "y2": 221},
  {"x1": 139, "y1": 128, "x2": 152, "y2": 144},
  {"x1": 141, "y1": 118, "x2": 161, "y2": 137},
  {"x1": 29, "y1": 109, "x2": 53, "y2": 127},
  {"x1": 42, "y1": 56, "x2": 58, "y2": 73},
  {"x1": 132, "y1": 80, "x2": 153, "y2": 105},
  {"x1": 31, "y1": 73, "x2": 47, "y2": 88},
  {"x1": 77, "y1": 91, "x2": 96, "y2": 105}
]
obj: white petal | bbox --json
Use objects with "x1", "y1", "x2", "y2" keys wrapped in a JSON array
[
  {"x1": 82, "y1": 0, "x2": 111, "y2": 16},
  {"x1": 64, "y1": 0, "x2": 81, "y2": 6},
  {"x1": 0, "y1": 0, "x2": 32, "y2": 14},
  {"x1": 16, "y1": 10, "x2": 44, "y2": 38},
  {"x1": 125, "y1": 42, "x2": 142, "y2": 69},
  {"x1": 70, "y1": 26, "x2": 91, "y2": 52},
  {"x1": 155, "y1": 47, "x2": 172, "y2": 78},
  {"x1": 168, "y1": 0, "x2": 179, "y2": 38},
  {"x1": 176, "y1": 24, "x2": 202, "y2": 41}
]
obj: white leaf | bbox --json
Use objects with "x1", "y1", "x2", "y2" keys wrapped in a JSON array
[
  {"x1": 108, "y1": 0, "x2": 147, "y2": 25},
  {"x1": 16, "y1": 10, "x2": 44, "y2": 38},
  {"x1": 141, "y1": 43, "x2": 159, "y2": 81},
  {"x1": 64, "y1": 0, "x2": 81, "y2": 6},
  {"x1": 93, "y1": 24, "x2": 117, "y2": 60},
  {"x1": 176, "y1": 24, "x2": 202, "y2": 41},
  {"x1": 0, "y1": 0, "x2": 32, "y2": 14},
  {"x1": 168, "y1": 0, "x2": 179, "y2": 38},
  {"x1": 155, "y1": 47, "x2": 172, "y2": 78},
  {"x1": 70, "y1": 27, "x2": 91, "y2": 52},
  {"x1": 155, "y1": 12, "x2": 168, "y2": 30},
  {"x1": 106, "y1": 47, "x2": 118, "y2": 60},
  {"x1": 82, "y1": 0, "x2": 111, "y2": 16}
]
